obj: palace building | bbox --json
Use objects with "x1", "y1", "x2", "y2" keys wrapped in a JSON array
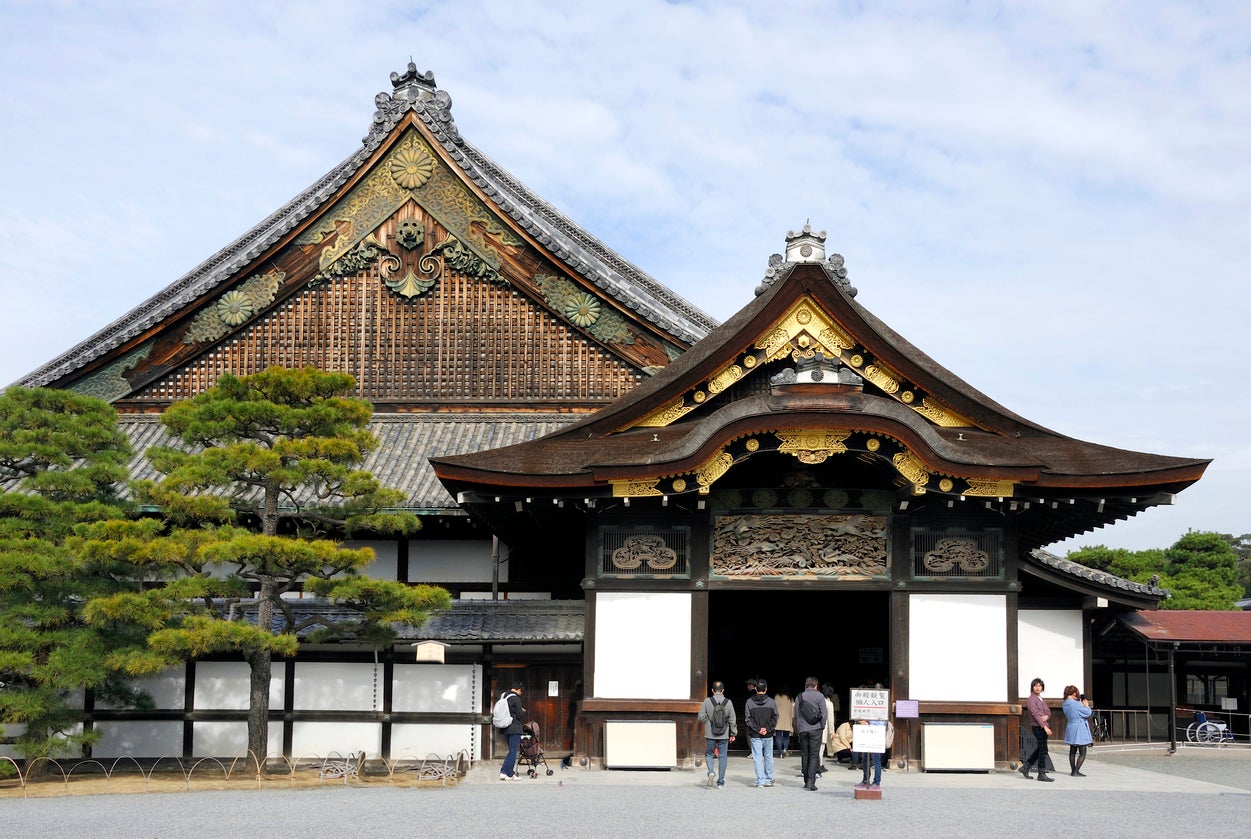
[{"x1": 10, "y1": 63, "x2": 1208, "y2": 769}]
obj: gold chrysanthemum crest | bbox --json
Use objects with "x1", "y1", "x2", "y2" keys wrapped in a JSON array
[{"x1": 388, "y1": 146, "x2": 435, "y2": 189}]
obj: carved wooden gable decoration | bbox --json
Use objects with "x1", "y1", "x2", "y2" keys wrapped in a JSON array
[{"x1": 24, "y1": 63, "x2": 715, "y2": 410}]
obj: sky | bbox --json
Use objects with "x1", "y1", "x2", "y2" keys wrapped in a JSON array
[{"x1": 1, "y1": 1, "x2": 1248, "y2": 555}]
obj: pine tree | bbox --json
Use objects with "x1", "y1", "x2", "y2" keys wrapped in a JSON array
[
  {"x1": 92, "y1": 367, "x2": 448, "y2": 772},
  {"x1": 0, "y1": 386, "x2": 139, "y2": 769}
]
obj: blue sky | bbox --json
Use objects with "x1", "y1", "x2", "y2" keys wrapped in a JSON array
[{"x1": 1, "y1": 1, "x2": 1248, "y2": 554}]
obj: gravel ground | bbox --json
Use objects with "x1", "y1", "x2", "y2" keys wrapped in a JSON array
[
  {"x1": 6, "y1": 750, "x2": 1248, "y2": 839},
  {"x1": 1090, "y1": 746, "x2": 1251, "y2": 791}
]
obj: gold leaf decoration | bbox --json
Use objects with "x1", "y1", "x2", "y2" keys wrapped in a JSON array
[
  {"x1": 696, "y1": 450, "x2": 734, "y2": 487},
  {"x1": 892, "y1": 452, "x2": 931, "y2": 489},
  {"x1": 216, "y1": 290, "x2": 255, "y2": 326},
  {"x1": 776, "y1": 429, "x2": 850, "y2": 464},
  {"x1": 388, "y1": 146, "x2": 435, "y2": 189},
  {"x1": 563, "y1": 292, "x2": 601, "y2": 327}
]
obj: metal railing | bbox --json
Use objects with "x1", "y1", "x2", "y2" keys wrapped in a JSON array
[{"x1": 1089, "y1": 709, "x2": 1164, "y2": 749}]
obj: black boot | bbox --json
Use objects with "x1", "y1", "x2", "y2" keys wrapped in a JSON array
[
  {"x1": 1037, "y1": 771, "x2": 1054, "y2": 782},
  {"x1": 1018, "y1": 764, "x2": 1031, "y2": 779}
]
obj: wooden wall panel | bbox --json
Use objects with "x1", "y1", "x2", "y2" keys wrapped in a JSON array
[{"x1": 131, "y1": 266, "x2": 644, "y2": 405}]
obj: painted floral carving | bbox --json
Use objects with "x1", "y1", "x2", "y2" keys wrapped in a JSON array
[
  {"x1": 388, "y1": 146, "x2": 435, "y2": 189},
  {"x1": 563, "y1": 292, "x2": 601, "y2": 327},
  {"x1": 395, "y1": 219, "x2": 424, "y2": 249},
  {"x1": 216, "y1": 290, "x2": 255, "y2": 326}
]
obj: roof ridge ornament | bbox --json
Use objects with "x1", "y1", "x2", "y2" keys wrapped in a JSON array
[
  {"x1": 368, "y1": 61, "x2": 460, "y2": 145},
  {"x1": 755, "y1": 223, "x2": 857, "y2": 297}
]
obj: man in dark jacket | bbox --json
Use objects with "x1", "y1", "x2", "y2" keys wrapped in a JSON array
[
  {"x1": 499, "y1": 682, "x2": 525, "y2": 780},
  {"x1": 793, "y1": 676, "x2": 828, "y2": 790},
  {"x1": 745, "y1": 678, "x2": 778, "y2": 787}
]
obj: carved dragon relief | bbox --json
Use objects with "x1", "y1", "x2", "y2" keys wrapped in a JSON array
[{"x1": 712, "y1": 513, "x2": 888, "y2": 579}]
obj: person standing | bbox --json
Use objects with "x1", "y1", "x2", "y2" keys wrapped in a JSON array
[
  {"x1": 773, "y1": 683, "x2": 793, "y2": 759},
  {"x1": 1062, "y1": 685, "x2": 1094, "y2": 777},
  {"x1": 1019, "y1": 677, "x2": 1054, "y2": 782},
  {"x1": 745, "y1": 678, "x2": 779, "y2": 787},
  {"x1": 698, "y1": 681, "x2": 737, "y2": 788},
  {"x1": 793, "y1": 676, "x2": 828, "y2": 791},
  {"x1": 498, "y1": 681, "x2": 525, "y2": 781},
  {"x1": 854, "y1": 717, "x2": 893, "y2": 790}
]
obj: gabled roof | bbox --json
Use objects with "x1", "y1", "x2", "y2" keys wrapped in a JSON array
[
  {"x1": 18, "y1": 62, "x2": 715, "y2": 396},
  {"x1": 432, "y1": 228, "x2": 1208, "y2": 547},
  {"x1": 1025, "y1": 549, "x2": 1166, "y2": 609}
]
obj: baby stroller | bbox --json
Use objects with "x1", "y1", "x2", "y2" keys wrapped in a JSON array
[{"x1": 518, "y1": 721, "x2": 553, "y2": 778}]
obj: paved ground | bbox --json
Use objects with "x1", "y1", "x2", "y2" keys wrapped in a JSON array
[{"x1": 7, "y1": 747, "x2": 1249, "y2": 838}]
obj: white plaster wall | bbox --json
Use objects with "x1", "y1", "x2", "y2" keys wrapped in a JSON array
[
  {"x1": 293, "y1": 662, "x2": 379, "y2": 711},
  {"x1": 290, "y1": 722, "x2": 381, "y2": 759},
  {"x1": 96, "y1": 668, "x2": 185, "y2": 710},
  {"x1": 194, "y1": 661, "x2": 284, "y2": 710},
  {"x1": 594, "y1": 592, "x2": 690, "y2": 699},
  {"x1": 390, "y1": 723, "x2": 477, "y2": 760},
  {"x1": 392, "y1": 663, "x2": 480, "y2": 713},
  {"x1": 93, "y1": 721, "x2": 183, "y2": 758},
  {"x1": 406, "y1": 539, "x2": 500, "y2": 583},
  {"x1": 1017, "y1": 609, "x2": 1085, "y2": 698},
  {"x1": 190, "y1": 721, "x2": 282, "y2": 759},
  {"x1": 909, "y1": 594, "x2": 1007, "y2": 701},
  {"x1": 341, "y1": 539, "x2": 398, "y2": 580}
]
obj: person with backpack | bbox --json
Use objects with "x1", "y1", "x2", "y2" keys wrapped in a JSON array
[
  {"x1": 745, "y1": 678, "x2": 779, "y2": 787},
  {"x1": 793, "y1": 676, "x2": 828, "y2": 791},
  {"x1": 496, "y1": 681, "x2": 525, "y2": 780},
  {"x1": 697, "y1": 681, "x2": 737, "y2": 788}
]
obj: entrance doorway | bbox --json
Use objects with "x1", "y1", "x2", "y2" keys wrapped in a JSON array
[{"x1": 707, "y1": 590, "x2": 890, "y2": 749}]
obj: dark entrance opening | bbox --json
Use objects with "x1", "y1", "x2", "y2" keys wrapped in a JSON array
[{"x1": 707, "y1": 590, "x2": 890, "y2": 750}]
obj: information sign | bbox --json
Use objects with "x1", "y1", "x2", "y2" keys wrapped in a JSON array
[{"x1": 850, "y1": 688, "x2": 890, "y2": 721}]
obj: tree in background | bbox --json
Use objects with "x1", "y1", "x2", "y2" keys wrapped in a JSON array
[
  {"x1": 1217, "y1": 533, "x2": 1250, "y2": 599},
  {"x1": 0, "y1": 387, "x2": 143, "y2": 768},
  {"x1": 88, "y1": 367, "x2": 448, "y2": 772},
  {"x1": 1068, "y1": 531, "x2": 1242, "y2": 610}
]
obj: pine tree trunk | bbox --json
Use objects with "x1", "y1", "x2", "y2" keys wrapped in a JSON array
[{"x1": 247, "y1": 578, "x2": 275, "y2": 774}]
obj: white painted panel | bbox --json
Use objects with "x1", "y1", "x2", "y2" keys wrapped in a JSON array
[
  {"x1": 93, "y1": 721, "x2": 182, "y2": 758},
  {"x1": 194, "y1": 661, "x2": 284, "y2": 710},
  {"x1": 341, "y1": 539, "x2": 398, "y2": 580},
  {"x1": 189, "y1": 721, "x2": 281, "y2": 759},
  {"x1": 604, "y1": 720, "x2": 677, "y2": 768},
  {"x1": 909, "y1": 594, "x2": 1007, "y2": 701},
  {"x1": 594, "y1": 592, "x2": 690, "y2": 699},
  {"x1": 290, "y1": 722, "x2": 381, "y2": 759},
  {"x1": 392, "y1": 663, "x2": 480, "y2": 713},
  {"x1": 1018, "y1": 610, "x2": 1085, "y2": 698},
  {"x1": 390, "y1": 723, "x2": 478, "y2": 760},
  {"x1": 293, "y1": 662, "x2": 378, "y2": 711},
  {"x1": 97, "y1": 668, "x2": 185, "y2": 710},
  {"x1": 407, "y1": 539, "x2": 499, "y2": 583},
  {"x1": 922, "y1": 723, "x2": 995, "y2": 771}
]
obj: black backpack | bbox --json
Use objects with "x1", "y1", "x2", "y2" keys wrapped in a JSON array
[
  {"x1": 710, "y1": 697, "x2": 729, "y2": 735},
  {"x1": 800, "y1": 697, "x2": 823, "y2": 725}
]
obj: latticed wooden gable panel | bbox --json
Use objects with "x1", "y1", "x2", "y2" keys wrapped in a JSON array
[{"x1": 130, "y1": 262, "x2": 644, "y2": 405}]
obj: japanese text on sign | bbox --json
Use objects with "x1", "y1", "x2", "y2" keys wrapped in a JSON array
[{"x1": 850, "y1": 688, "x2": 890, "y2": 720}]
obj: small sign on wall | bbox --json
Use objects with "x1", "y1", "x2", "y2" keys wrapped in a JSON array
[
  {"x1": 850, "y1": 688, "x2": 890, "y2": 721},
  {"x1": 548, "y1": 680, "x2": 560, "y2": 697},
  {"x1": 413, "y1": 640, "x2": 447, "y2": 663}
]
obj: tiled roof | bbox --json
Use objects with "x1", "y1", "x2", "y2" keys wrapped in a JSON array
[
  {"x1": 237, "y1": 598, "x2": 584, "y2": 643},
  {"x1": 118, "y1": 412, "x2": 575, "y2": 512},
  {"x1": 16, "y1": 64, "x2": 714, "y2": 390},
  {"x1": 1119, "y1": 610, "x2": 1251, "y2": 644},
  {"x1": 1027, "y1": 549, "x2": 1167, "y2": 598}
]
